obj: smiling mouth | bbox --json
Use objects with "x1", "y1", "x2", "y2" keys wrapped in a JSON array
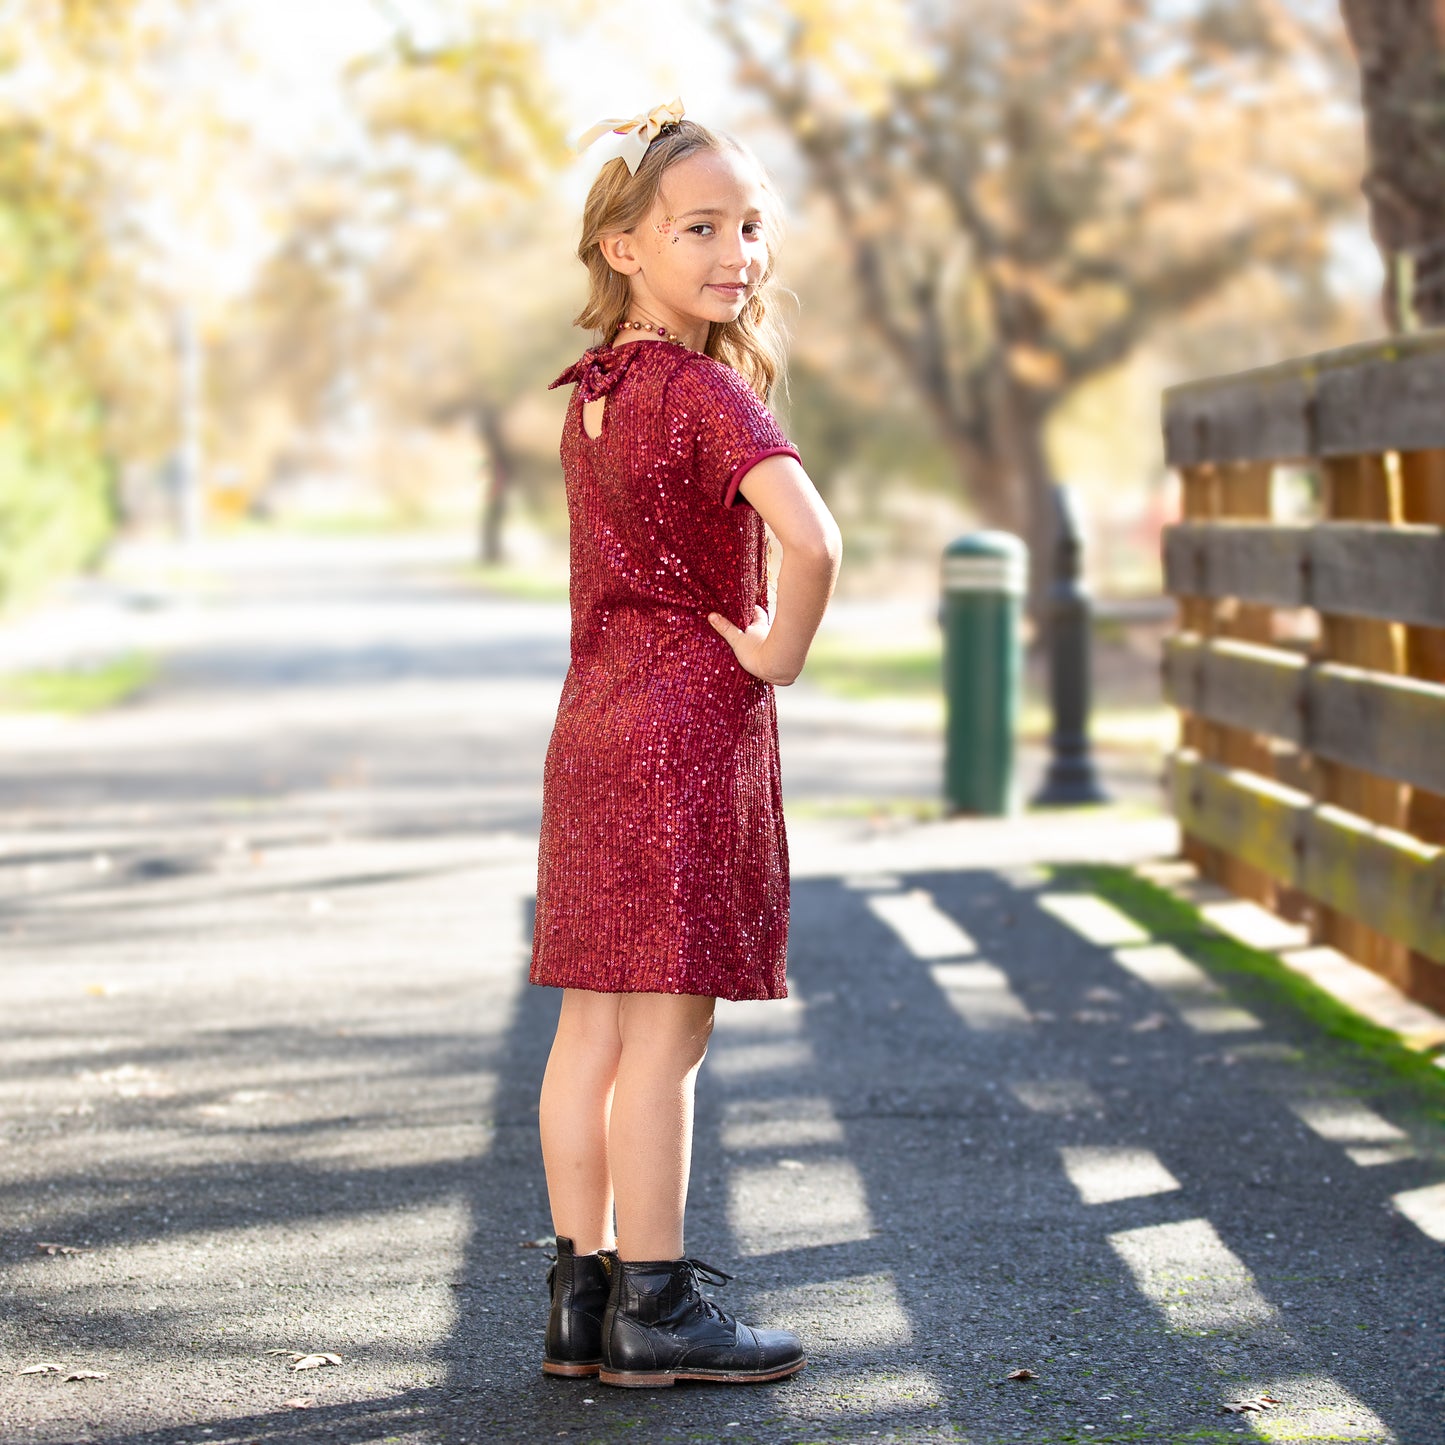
[{"x1": 708, "y1": 284, "x2": 748, "y2": 296}]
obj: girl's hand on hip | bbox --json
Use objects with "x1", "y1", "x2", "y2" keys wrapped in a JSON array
[{"x1": 708, "y1": 606, "x2": 795, "y2": 685}]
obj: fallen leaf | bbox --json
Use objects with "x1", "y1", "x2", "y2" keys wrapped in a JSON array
[
  {"x1": 1007, "y1": 1368, "x2": 1037, "y2": 1381},
  {"x1": 35, "y1": 1242, "x2": 88, "y2": 1255},
  {"x1": 519, "y1": 1236, "x2": 555, "y2": 1249},
  {"x1": 65, "y1": 1371, "x2": 109, "y2": 1381},
  {"x1": 1130, "y1": 1011, "x2": 1170, "y2": 1032},
  {"x1": 19, "y1": 1363, "x2": 64, "y2": 1375},
  {"x1": 1221, "y1": 1394, "x2": 1280, "y2": 1414},
  {"x1": 284, "y1": 1397, "x2": 316, "y2": 1409},
  {"x1": 291, "y1": 1353, "x2": 341, "y2": 1371}
]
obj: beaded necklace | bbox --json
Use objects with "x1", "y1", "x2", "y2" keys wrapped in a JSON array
[{"x1": 615, "y1": 317, "x2": 682, "y2": 344}]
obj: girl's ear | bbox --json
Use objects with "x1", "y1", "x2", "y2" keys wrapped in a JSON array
[{"x1": 599, "y1": 230, "x2": 641, "y2": 276}]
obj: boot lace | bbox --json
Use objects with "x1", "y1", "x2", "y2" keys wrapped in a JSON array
[{"x1": 681, "y1": 1256, "x2": 737, "y2": 1325}]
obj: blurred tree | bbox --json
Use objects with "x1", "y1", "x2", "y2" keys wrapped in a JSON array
[
  {"x1": 348, "y1": 2, "x2": 575, "y2": 562},
  {"x1": 347, "y1": 5, "x2": 572, "y2": 190},
  {"x1": 1339, "y1": 0, "x2": 1445, "y2": 330},
  {"x1": 362, "y1": 192, "x2": 579, "y2": 561},
  {"x1": 0, "y1": 0, "x2": 185, "y2": 603},
  {"x1": 204, "y1": 172, "x2": 359, "y2": 516},
  {"x1": 715, "y1": 0, "x2": 1359, "y2": 611}
]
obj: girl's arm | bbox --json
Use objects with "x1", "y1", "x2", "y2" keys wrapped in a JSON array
[{"x1": 707, "y1": 455, "x2": 841, "y2": 686}]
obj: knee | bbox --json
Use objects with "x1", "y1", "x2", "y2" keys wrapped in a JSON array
[{"x1": 618, "y1": 994, "x2": 715, "y2": 1072}]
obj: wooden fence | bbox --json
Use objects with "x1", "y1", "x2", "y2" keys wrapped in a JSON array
[{"x1": 1160, "y1": 332, "x2": 1445, "y2": 1011}]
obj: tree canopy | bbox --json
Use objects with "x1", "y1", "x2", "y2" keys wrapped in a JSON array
[{"x1": 716, "y1": 0, "x2": 1360, "y2": 566}]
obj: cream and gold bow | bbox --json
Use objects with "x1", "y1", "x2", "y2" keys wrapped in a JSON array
[{"x1": 575, "y1": 97, "x2": 685, "y2": 175}]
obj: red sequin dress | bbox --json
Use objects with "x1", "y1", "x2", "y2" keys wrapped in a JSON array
[{"x1": 530, "y1": 339, "x2": 801, "y2": 1001}]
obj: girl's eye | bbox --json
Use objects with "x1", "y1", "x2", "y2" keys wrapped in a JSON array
[{"x1": 688, "y1": 224, "x2": 712, "y2": 236}]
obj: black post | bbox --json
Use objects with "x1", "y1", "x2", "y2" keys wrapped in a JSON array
[{"x1": 1031, "y1": 485, "x2": 1110, "y2": 807}]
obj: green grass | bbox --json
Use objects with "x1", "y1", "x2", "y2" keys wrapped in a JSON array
[
  {"x1": 804, "y1": 638, "x2": 943, "y2": 699},
  {"x1": 0, "y1": 652, "x2": 158, "y2": 714},
  {"x1": 1054, "y1": 864, "x2": 1445, "y2": 1126},
  {"x1": 787, "y1": 795, "x2": 947, "y2": 822},
  {"x1": 801, "y1": 638, "x2": 1175, "y2": 754},
  {"x1": 461, "y1": 563, "x2": 571, "y2": 603}
]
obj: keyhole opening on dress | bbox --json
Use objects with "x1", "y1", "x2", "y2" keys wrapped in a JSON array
[{"x1": 582, "y1": 397, "x2": 606, "y2": 440}]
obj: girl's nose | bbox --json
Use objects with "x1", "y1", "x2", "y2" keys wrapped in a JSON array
[{"x1": 724, "y1": 229, "x2": 762, "y2": 270}]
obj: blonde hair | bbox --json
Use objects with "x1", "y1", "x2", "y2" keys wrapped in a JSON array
[{"x1": 574, "y1": 119, "x2": 788, "y2": 402}]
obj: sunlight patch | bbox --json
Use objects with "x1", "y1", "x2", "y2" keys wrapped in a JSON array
[
  {"x1": 1039, "y1": 892, "x2": 1151, "y2": 948},
  {"x1": 1109, "y1": 1217, "x2": 1278, "y2": 1334},
  {"x1": 1061, "y1": 1145, "x2": 1183, "y2": 1205},
  {"x1": 1009, "y1": 1077, "x2": 1105, "y2": 1115},
  {"x1": 729, "y1": 1157, "x2": 873, "y2": 1255},
  {"x1": 1288, "y1": 1098, "x2": 1415, "y2": 1168},
  {"x1": 1391, "y1": 1181, "x2": 1445, "y2": 1244},
  {"x1": 748, "y1": 1271, "x2": 914, "y2": 1349},
  {"x1": 1113, "y1": 943, "x2": 1263, "y2": 1033},
  {"x1": 780, "y1": 1367, "x2": 944, "y2": 1418},
  {"x1": 720, "y1": 1096, "x2": 846, "y2": 1152},
  {"x1": 707, "y1": 1039, "x2": 815, "y2": 1078},
  {"x1": 930, "y1": 961, "x2": 1031, "y2": 1031},
  {"x1": 868, "y1": 888, "x2": 977, "y2": 959},
  {"x1": 1245, "y1": 1373, "x2": 1395, "y2": 1442}
]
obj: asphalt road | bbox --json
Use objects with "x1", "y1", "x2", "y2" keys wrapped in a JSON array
[{"x1": 1, "y1": 533, "x2": 1441, "y2": 1445}]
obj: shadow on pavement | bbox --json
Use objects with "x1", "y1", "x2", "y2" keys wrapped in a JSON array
[{"x1": 5, "y1": 867, "x2": 1441, "y2": 1445}]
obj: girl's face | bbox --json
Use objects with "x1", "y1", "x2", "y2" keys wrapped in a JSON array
[{"x1": 606, "y1": 147, "x2": 771, "y2": 348}]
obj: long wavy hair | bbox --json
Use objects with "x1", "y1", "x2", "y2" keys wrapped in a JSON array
[{"x1": 574, "y1": 119, "x2": 789, "y2": 403}]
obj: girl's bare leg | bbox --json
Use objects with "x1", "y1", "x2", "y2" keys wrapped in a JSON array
[
  {"x1": 610, "y1": 992, "x2": 716, "y2": 1260},
  {"x1": 539, "y1": 989, "x2": 715, "y2": 1261},
  {"x1": 539, "y1": 989, "x2": 623, "y2": 1255}
]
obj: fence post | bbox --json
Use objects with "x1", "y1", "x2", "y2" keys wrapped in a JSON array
[
  {"x1": 1314, "y1": 453, "x2": 1409, "y2": 983},
  {"x1": 1031, "y1": 486, "x2": 1108, "y2": 807},
  {"x1": 1399, "y1": 447, "x2": 1445, "y2": 1007}
]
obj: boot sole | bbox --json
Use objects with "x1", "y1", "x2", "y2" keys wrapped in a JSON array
[
  {"x1": 542, "y1": 1359, "x2": 601, "y2": 1378},
  {"x1": 599, "y1": 1359, "x2": 804, "y2": 1388}
]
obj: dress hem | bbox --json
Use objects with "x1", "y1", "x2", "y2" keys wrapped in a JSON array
[{"x1": 529, "y1": 973, "x2": 788, "y2": 1003}]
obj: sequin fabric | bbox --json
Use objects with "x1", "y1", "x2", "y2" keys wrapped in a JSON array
[{"x1": 531, "y1": 339, "x2": 802, "y2": 1001}]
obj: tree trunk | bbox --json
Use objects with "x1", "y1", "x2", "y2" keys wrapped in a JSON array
[
  {"x1": 1001, "y1": 390, "x2": 1058, "y2": 642},
  {"x1": 1340, "y1": 0, "x2": 1445, "y2": 329},
  {"x1": 474, "y1": 404, "x2": 512, "y2": 567}
]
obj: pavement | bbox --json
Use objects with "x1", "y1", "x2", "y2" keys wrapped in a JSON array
[{"x1": 0, "y1": 531, "x2": 1442, "y2": 1445}]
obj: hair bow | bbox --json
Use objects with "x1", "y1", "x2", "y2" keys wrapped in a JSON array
[{"x1": 574, "y1": 97, "x2": 685, "y2": 176}]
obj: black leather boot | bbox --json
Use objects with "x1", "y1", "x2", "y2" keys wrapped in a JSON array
[
  {"x1": 543, "y1": 1237, "x2": 614, "y2": 1377},
  {"x1": 599, "y1": 1256, "x2": 805, "y2": 1388}
]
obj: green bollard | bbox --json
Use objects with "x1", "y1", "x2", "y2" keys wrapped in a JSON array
[{"x1": 940, "y1": 531, "x2": 1028, "y2": 815}]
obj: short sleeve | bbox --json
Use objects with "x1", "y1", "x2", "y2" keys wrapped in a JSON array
[{"x1": 668, "y1": 355, "x2": 802, "y2": 509}]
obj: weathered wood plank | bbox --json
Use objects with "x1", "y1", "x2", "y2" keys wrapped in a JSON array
[
  {"x1": 1168, "y1": 752, "x2": 1445, "y2": 965},
  {"x1": 1163, "y1": 331, "x2": 1445, "y2": 466},
  {"x1": 1311, "y1": 523, "x2": 1445, "y2": 628},
  {"x1": 1163, "y1": 358, "x2": 1315, "y2": 466},
  {"x1": 1298, "y1": 801, "x2": 1445, "y2": 968},
  {"x1": 1316, "y1": 343, "x2": 1445, "y2": 456},
  {"x1": 1162, "y1": 635, "x2": 1305, "y2": 741},
  {"x1": 1167, "y1": 751, "x2": 1302, "y2": 883},
  {"x1": 1162, "y1": 522, "x2": 1445, "y2": 627},
  {"x1": 1162, "y1": 523, "x2": 1308, "y2": 607},
  {"x1": 1313, "y1": 664, "x2": 1445, "y2": 798},
  {"x1": 1163, "y1": 635, "x2": 1445, "y2": 795}
]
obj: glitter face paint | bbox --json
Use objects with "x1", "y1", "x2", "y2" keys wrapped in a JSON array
[{"x1": 653, "y1": 214, "x2": 680, "y2": 244}]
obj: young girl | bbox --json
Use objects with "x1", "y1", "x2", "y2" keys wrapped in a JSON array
[{"x1": 531, "y1": 100, "x2": 841, "y2": 1390}]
